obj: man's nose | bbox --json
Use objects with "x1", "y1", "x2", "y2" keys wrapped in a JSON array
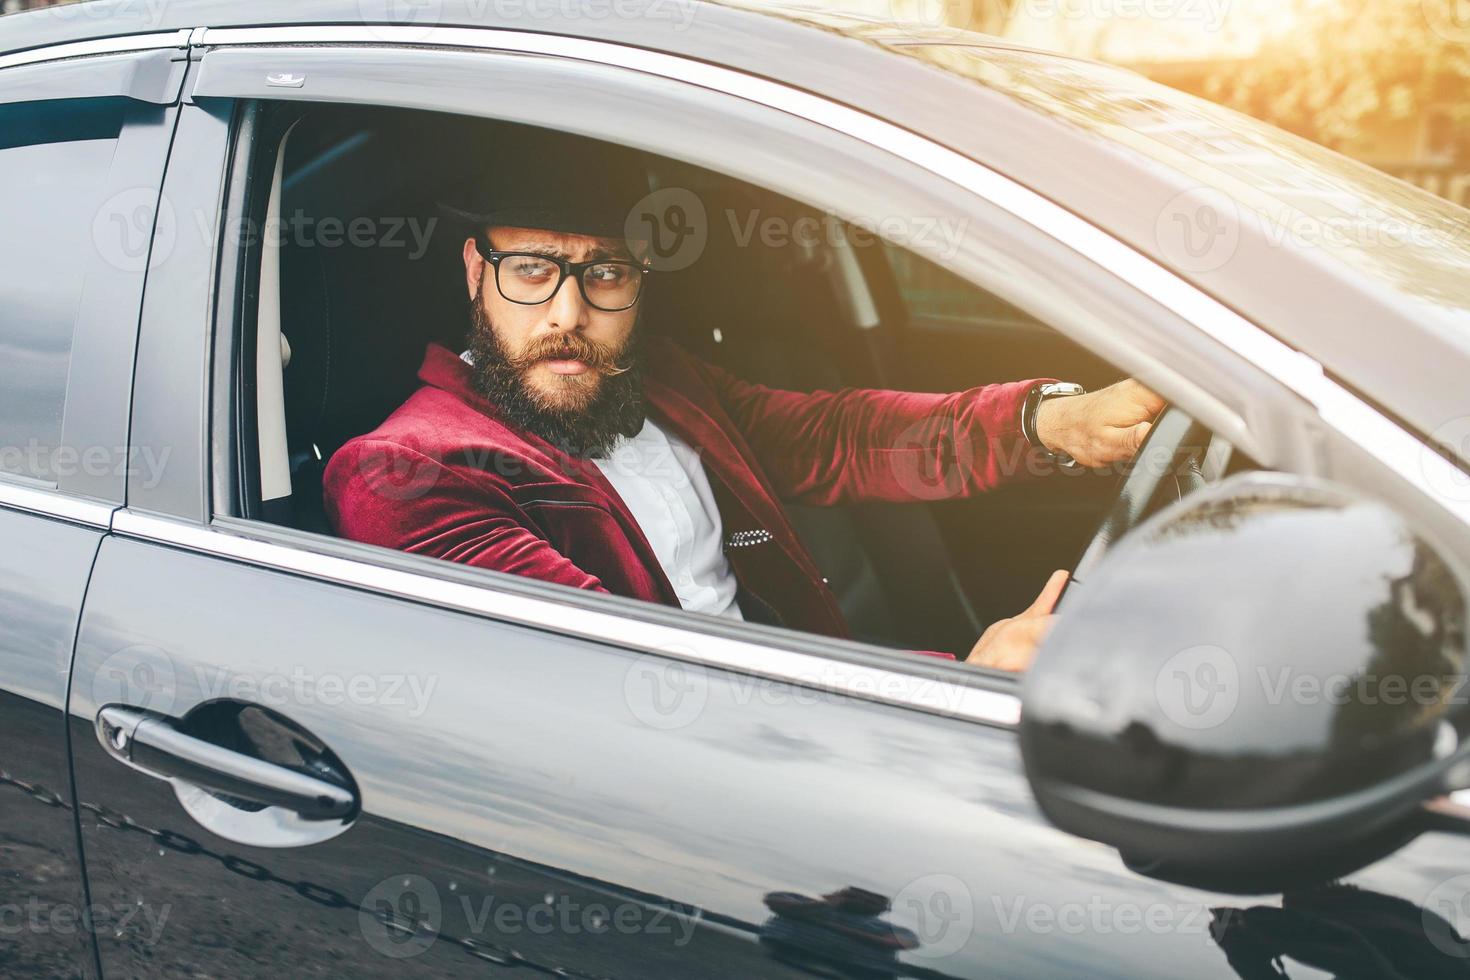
[{"x1": 544, "y1": 271, "x2": 587, "y2": 332}]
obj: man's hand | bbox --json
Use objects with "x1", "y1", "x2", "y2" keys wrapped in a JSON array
[
  {"x1": 967, "y1": 570, "x2": 1068, "y2": 672},
  {"x1": 1035, "y1": 379, "x2": 1165, "y2": 469}
]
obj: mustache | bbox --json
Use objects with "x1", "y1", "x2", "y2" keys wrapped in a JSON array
[{"x1": 505, "y1": 333, "x2": 634, "y2": 377}]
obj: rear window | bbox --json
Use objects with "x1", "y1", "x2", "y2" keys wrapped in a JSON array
[{"x1": 0, "y1": 98, "x2": 125, "y2": 484}]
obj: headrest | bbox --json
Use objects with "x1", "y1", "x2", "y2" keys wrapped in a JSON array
[{"x1": 280, "y1": 229, "x2": 466, "y2": 461}]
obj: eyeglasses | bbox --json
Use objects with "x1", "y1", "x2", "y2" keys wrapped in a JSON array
[{"x1": 475, "y1": 236, "x2": 650, "y2": 313}]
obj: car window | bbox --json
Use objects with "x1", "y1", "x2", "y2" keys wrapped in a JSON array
[
  {"x1": 0, "y1": 98, "x2": 127, "y2": 485},
  {"x1": 882, "y1": 241, "x2": 1044, "y2": 328},
  {"x1": 215, "y1": 97, "x2": 1250, "y2": 672},
  {"x1": 218, "y1": 103, "x2": 1134, "y2": 659}
]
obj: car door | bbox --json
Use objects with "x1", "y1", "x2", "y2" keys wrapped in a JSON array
[
  {"x1": 64, "y1": 25, "x2": 1467, "y2": 980},
  {"x1": 0, "y1": 36, "x2": 184, "y2": 980},
  {"x1": 66, "y1": 57, "x2": 1052, "y2": 978}
]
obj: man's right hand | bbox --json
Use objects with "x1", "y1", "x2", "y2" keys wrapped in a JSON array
[{"x1": 966, "y1": 570, "x2": 1068, "y2": 672}]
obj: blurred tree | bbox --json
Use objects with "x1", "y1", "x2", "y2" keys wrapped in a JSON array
[
  {"x1": 1201, "y1": 0, "x2": 1470, "y2": 163},
  {"x1": 3, "y1": 0, "x2": 79, "y2": 12},
  {"x1": 962, "y1": 0, "x2": 1019, "y2": 35}
]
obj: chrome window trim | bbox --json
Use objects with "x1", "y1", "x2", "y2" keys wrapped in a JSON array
[
  {"x1": 0, "y1": 478, "x2": 115, "y2": 528},
  {"x1": 0, "y1": 30, "x2": 191, "y2": 72},
  {"x1": 191, "y1": 24, "x2": 1470, "y2": 528},
  {"x1": 109, "y1": 509, "x2": 1022, "y2": 727}
]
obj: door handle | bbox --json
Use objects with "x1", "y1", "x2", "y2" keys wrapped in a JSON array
[{"x1": 97, "y1": 705, "x2": 356, "y2": 820}]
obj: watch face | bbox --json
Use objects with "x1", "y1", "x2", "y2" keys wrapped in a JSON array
[{"x1": 1041, "y1": 382, "x2": 1085, "y2": 397}]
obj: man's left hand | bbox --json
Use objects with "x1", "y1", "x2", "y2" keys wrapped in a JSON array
[{"x1": 1034, "y1": 379, "x2": 1165, "y2": 469}]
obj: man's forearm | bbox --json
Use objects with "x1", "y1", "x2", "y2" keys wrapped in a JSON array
[{"x1": 705, "y1": 363, "x2": 1052, "y2": 505}]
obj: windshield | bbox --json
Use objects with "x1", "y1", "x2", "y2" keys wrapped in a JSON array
[{"x1": 902, "y1": 44, "x2": 1470, "y2": 323}]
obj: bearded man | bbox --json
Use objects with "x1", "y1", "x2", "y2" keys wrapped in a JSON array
[{"x1": 323, "y1": 130, "x2": 1162, "y2": 669}]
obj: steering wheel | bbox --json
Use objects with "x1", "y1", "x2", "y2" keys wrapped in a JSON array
[{"x1": 1068, "y1": 405, "x2": 1220, "y2": 590}]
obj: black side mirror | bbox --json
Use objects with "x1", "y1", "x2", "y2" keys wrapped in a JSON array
[{"x1": 1020, "y1": 472, "x2": 1470, "y2": 893}]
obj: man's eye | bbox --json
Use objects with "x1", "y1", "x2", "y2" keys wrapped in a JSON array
[
  {"x1": 508, "y1": 258, "x2": 556, "y2": 279},
  {"x1": 587, "y1": 264, "x2": 629, "y2": 284}
]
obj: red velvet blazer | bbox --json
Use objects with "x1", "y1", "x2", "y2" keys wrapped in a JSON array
[{"x1": 324, "y1": 340, "x2": 1044, "y2": 644}]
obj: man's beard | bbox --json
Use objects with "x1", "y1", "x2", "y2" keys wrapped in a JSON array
[{"x1": 465, "y1": 296, "x2": 647, "y2": 459}]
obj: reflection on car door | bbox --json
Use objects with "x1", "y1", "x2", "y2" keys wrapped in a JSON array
[
  {"x1": 0, "y1": 512, "x2": 104, "y2": 978},
  {"x1": 0, "y1": 56, "x2": 180, "y2": 976},
  {"x1": 69, "y1": 528, "x2": 1025, "y2": 979}
]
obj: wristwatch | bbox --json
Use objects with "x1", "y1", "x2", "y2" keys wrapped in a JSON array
[{"x1": 1022, "y1": 381, "x2": 1086, "y2": 469}]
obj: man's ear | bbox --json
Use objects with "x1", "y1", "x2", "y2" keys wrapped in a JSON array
[{"x1": 462, "y1": 237, "x2": 483, "y2": 300}]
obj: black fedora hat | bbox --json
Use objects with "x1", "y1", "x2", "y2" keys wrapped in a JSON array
[{"x1": 438, "y1": 124, "x2": 651, "y2": 242}]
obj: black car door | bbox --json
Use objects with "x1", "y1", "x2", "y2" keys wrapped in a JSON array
[
  {"x1": 0, "y1": 36, "x2": 184, "y2": 979},
  {"x1": 63, "y1": 26, "x2": 1470, "y2": 980},
  {"x1": 57, "y1": 37, "x2": 1089, "y2": 980}
]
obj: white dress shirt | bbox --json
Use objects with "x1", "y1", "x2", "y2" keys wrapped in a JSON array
[
  {"x1": 462, "y1": 347, "x2": 744, "y2": 620},
  {"x1": 592, "y1": 419, "x2": 746, "y2": 621}
]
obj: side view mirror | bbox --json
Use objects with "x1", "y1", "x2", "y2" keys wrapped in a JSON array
[{"x1": 1021, "y1": 472, "x2": 1470, "y2": 892}]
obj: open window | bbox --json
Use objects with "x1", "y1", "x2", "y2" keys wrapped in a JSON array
[{"x1": 219, "y1": 96, "x2": 1261, "y2": 663}]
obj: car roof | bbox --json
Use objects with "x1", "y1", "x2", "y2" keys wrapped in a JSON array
[
  {"x1": 6, "y1": 0, "x2": 1467, "y2": 450},
  {"x1": 0, "y1": 0, "x2": 1046, "y2": 58}
]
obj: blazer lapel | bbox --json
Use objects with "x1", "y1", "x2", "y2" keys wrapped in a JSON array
[
  {"x1": 555, "y1": 451, "x2": 682, "y2": 607},
  {"x1": 643, "y1": 375, "x2": 815, "y2": 578},
  {"x1": 420, "y1": 345, "x2": 679, "y2": 605}
]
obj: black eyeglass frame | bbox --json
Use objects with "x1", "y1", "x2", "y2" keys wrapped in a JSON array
[{"x1": 474, "y1": 236, "x2": 651, "y2": 313}]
